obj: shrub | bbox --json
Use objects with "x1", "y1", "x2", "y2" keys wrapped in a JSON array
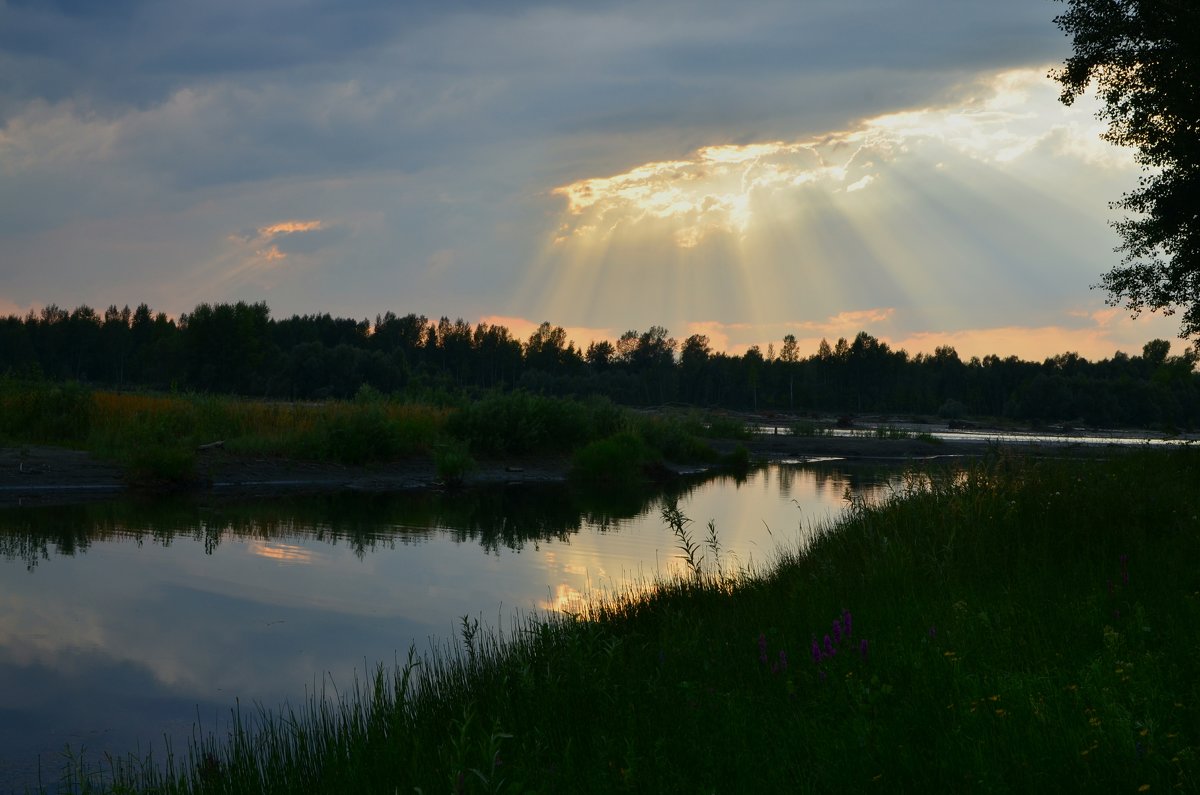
[
  {"x1": 316, "y1": 407, "x2": 400, "y2": 465},
  {"x1": 447, "y1": 392, "x2": 620, "y2": 456},
  {"x1": 570, "y1": 432, "x2": 657, "y2": 486},
  {"x1": 699, "y1": 413, "x2": 752, "y2": 440},
  {"x1": 433, "y1": 439, "x2": 475, "y2": 487},
  {"x1": 121, "y1": 443, "x2": 198, "y2": 488},
  {"x1": 632, "y1": 415, "x2": 717, "y2": 463}
]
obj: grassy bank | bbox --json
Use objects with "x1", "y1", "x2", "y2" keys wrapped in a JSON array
[
  {"x1": 51, "y1": 447, "x2": 1199, "y2": 793},
  {"x1": 0, "y1": 380, "x2": 747, "y2": 487}
]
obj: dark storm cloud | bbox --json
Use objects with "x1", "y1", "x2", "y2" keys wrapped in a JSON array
[
  {"x1": 0, "y1": 0, "x2": 1076, "y2": 246},
  {"x1": 0, "y1": 1, "x2": 1064, "y2": 115},
  {"x1": 0, "y1": 1, "x2": 619, "y2": 111},
  {"x1": 0, "y1": 0, "x2": 1073, "y2": 199}
]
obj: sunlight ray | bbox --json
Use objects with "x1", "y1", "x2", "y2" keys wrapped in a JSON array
[{"x1": 521, "y1": 66, "x2": 1143, "y2": 350}]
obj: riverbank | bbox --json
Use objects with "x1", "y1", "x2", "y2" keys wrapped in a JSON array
[
  {"x1": 0, "y1": 429, "x2": 1070, "y2": 508},
  {"x1": 58, "y1": 446, "x2": 1198, "y2": 793},
  {"x1": 2, "y1": 384, "x2": 1178, "y2": 508}
]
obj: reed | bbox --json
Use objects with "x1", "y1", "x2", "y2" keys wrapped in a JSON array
[{"x1": 2, "y1": 382, "x2": 451, "y2": 481}]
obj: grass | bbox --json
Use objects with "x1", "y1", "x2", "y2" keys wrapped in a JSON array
[
  {"x1": 0, "y1": 380, "x2": 747, "y2": 490},
  {"x1": 0, "y1": 380, "x2": 450, "y2": 482},
  {"x1": 45, "y1": 446, "x2": 1200, "y2": 793},
  {"x1": 445, "y1": 392, "x2": 625, "y2": 457}
]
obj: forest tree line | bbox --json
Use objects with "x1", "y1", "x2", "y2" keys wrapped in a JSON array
[{"x1": 1, "y1": 301, "x2": 1198, "y2": 429}]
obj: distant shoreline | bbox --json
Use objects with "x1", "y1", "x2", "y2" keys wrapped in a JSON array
[{"x1": 0, "y1": 427, "x2": 1148, "y2": 509}]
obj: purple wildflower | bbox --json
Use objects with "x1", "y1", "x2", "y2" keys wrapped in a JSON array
[
  {"x1": 823, "y1": 634, "x2": 837, "y2": 657},
  {"x1": 758, "y1": 632, "x2": 768, "y2": 665},
  {"x1": 778, "y1": 649, "x2": 788, "y2": 672},
  {"x1": 842, "y1": 609, "x2": 853, "y2": 638},
  {"x1": 811, "y1": 638, "x2": 822, "y2": 665},
  {"x1": 832, "y1": 620, "x2": 843, "y2": 645},
  {"x1": 860, "y1": 638, "x2": 869, "y2": 660}
]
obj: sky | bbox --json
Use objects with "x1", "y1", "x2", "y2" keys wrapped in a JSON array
[{"x1": 0, "y1": 0, "x2": 1190, "y2": 362}]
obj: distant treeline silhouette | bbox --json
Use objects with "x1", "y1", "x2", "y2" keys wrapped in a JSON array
[{"x1": 2, "y1": 301, "x2": 1198, "y2": 428}]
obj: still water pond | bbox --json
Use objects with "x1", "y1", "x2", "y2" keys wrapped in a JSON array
[{"x1": 0, "y1": 462, "x2": 920, "y2": 788}]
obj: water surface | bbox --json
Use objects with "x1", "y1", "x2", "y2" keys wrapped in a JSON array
[{"x1": 0, "y1": 462, "x2": 916, "y2": 789}]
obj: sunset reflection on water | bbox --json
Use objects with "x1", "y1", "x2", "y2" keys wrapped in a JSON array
[
  {"x1": 0, "y1": 462, "x2": 907, "y2": 788},
  {"x1": 250, "y1": 540, "x2": 314, "y2": 564}
]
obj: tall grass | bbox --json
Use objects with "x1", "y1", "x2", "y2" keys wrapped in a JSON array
[
  {"x1": 0, "y1": 380, "x2": 450, "y2": 483},
  {"x1": 1, "y1": 381, "x2": 749, "y2": 488},
  {"x1": 0, "y1": 379, "x2": 94, "y2": 444},
  {"x1": 49, "y1": 448, "x2": 1200, "y2": 793}
]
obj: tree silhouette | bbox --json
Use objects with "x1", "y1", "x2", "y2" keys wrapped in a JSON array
[{"x1": 1053, "y1": 0, "x2": 1200, "y2": 336}]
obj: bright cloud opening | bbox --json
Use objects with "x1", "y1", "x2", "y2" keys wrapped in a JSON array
[{"x1": 549, "y1": 67, "x2": 1131, "y2": 252}]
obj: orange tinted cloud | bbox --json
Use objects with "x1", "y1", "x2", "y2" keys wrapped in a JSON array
[
  {"x1": 222, "y1": 218, "x2": 327, "y2": 274},
  {"x1": 258, "y1": 220, "x2": 323, "y2": 237},
  {"x1": 257, "y1": 244, "x2": 286, "y2": 261}
]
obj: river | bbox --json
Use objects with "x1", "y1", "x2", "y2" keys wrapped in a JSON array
[{"x1": 0, "y1": 460, "x2": 939, "y2": 790}]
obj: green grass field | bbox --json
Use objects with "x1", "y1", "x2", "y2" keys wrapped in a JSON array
[{"x1": 45, "y1": 446, "x2": 1199, "y2": 793}]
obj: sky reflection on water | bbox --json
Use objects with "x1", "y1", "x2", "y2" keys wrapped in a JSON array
[{"x1": 0, "y1": 462, "x2": 909, "y2": 789}]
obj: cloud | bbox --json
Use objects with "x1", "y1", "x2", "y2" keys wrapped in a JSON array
[
  {"x1": 549, "y1": 68, "x2": 1129, "y2": 252},
  {"x1": 0, "y1": 1, "x2": 1068, "y2": 196},
  {"x1": 259, "y1": 220, "x2": 322, "y2": 237},
  {"x1": 0, "y1": 1, "x2": 1063, "y2": 113},
  {"x1": 0, "y1": 1, "x2": 1160, "y2": 355},
  {"x1": 193, "y1": 217, "x2": 353, "y2": 299},
  {"x1": 227, "y1": 219, "x2": 333, "y2": 263}
]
